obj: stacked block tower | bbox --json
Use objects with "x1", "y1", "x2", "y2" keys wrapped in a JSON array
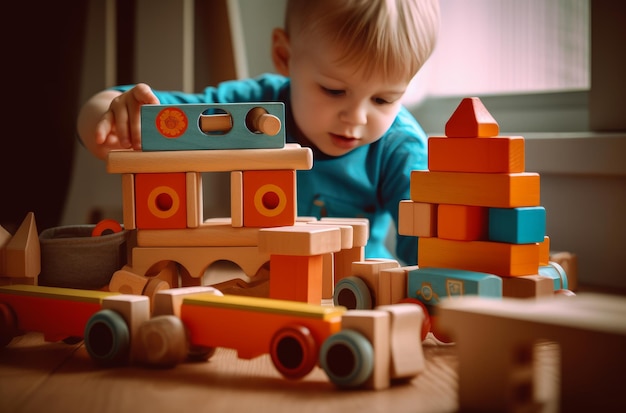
[{"x1": 399, "y1": 97, "x2": 567, "y2": 300}]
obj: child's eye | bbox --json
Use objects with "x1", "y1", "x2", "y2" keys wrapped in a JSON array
[
  {"x1": 321, "y1": 86, "x2": 345, "y2": 96},
  {"x1": 374, "y1": 97, "x2": 391, "y2": 105}
]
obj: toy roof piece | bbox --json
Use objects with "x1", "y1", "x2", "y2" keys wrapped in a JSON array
[{"x1": 444, "y1": 97, "x2": 499, "y2": 137}]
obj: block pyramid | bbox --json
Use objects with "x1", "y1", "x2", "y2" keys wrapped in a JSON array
[{"x1": 400, "y1": 97, "x2": 552, "y2": 280}]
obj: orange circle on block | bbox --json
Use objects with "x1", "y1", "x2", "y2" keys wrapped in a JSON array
[
  {"x1": 254, "y1": 184, "x2": 286, "y2": 217},
  {"x1": 156, "y1": 107, "x2": 188, "y2": 138},
  {"x1": 91, "y1": 219, "x2": 123, "y2": 236},
  {"x1": 147, "y1": 186, "x2": 180, "y2": 219}
]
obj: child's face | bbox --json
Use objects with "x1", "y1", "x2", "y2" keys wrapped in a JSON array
[{"x1": 287, "y1": 35, "x2": 410, "y2": 157}]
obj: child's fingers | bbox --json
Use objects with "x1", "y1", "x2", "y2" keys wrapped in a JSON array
[{"x1": 95, "y1": 111, "x2": 115, "y2": 145}]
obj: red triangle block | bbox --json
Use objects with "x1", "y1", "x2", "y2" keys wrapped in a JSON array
[{"x1": 445, "y1": 97, "x2": 499, "y2": 137}]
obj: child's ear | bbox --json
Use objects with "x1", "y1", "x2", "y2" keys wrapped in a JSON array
[{"x1": 271, "y1": 28, "x2": 290, "y2": 76}]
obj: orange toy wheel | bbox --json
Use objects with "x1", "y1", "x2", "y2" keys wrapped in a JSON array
[{"x1": 91, "y1": 219, "x2": 123, "y2": 237}]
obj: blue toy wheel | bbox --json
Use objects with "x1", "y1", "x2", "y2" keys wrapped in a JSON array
[
  {"x1": 333, "y1": 276, "x2": 373, "y2": 309},
  {"x1": 319, "y1": 329, "x2": 374, "y2": 388},
  {"x1": 84, "y1": 309, "x2": 130, "y2": 364}
]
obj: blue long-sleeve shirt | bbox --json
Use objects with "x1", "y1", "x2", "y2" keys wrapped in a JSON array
[{"x1": 112, "y1": 73, "x2": 427, "y2": 265}]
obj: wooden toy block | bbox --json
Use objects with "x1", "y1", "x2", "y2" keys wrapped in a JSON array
[
  {"x1": 397, "y1": 200, "x2": 437, "y2": 237},
  {"x1": 109, "y1": 266, "x2": 150, "y2": 295},
  {"x1": 438, "y1": 204, "x2": 488, "y2": 241},
  {"x1": 549, "y1": 251, "x2": 578, "y2": 291},
  {"x1": 304, "y1": 221, "x2": 354, "y2": 250},
  {"x1": 243, "y1": 170, "x2": 296, "y2": 227},
  {"x1": 107, "y1": 144, "x2": 313, "y2": 174},
  {"x1": 437, "y1": 294, "x2": 626, "y2": 412},
  {"x1": 407, "y1": 267, "x2": 502, "y2": 307},
  {"x1": 134, "y1": 314, "x2": 189, "y2": 367},
  {"x1": 153, "y1": 286, "x2": 223, "y2": 317},
  {"x1": 410, "y1": 170, "x2": 541, "y2": 208},
  {"x1": 322, "y1": 252, "x2": 334, "y2": 300},
  {"x1": 428, "y1": 136, "x2": 525, "y2": 173},
  {"x1": 134, "y1": 172, "x2": 187, "y2": 229},
  {"x1": 258, "y1": 225, "x2": 342, "y2": 256},
  {"x1": 3, "y1": 212, "x2": 40, "y2": 278},
  {"x1": 230, "y1": 171, "x2": 243, "y2": 227},
  {"x1": 102, "y1": 294, "x2": 151, "y2": 354},
  {"x1": 0, "y1": 276, "x2": 37, "y2": 286},
  {"x1": 501, "y1": 275, "x2": 554, "y2": 298},
  {"x1": 349, "y1": 259, "x2": 401, "y2": 305},
  {"x1": 539, "y1": 236, "x2": 550, "y2": 265},
  {"x1": 418, "y1": 237, "x2": 540, "y2": 277},
  {"x1": 186, "y1": 172, "x2": 202, "y2": 228},
  {"x1": 340, "y1": 310, "x2": 391, "y2": 390},
  {"x1": 377, "y1": 266, "x2": 418, "y2": 306},
  {"x1": 141, "y1": 102, "x2": 285, "y2": 151},
  {"x1": 129, "y1": 245, "x2": 269, "y2": 281},
  {"x1": 444, "y1": 97, "x2": 499, "y2": 138},
  {"x1": 319, "y1": 217, "x2": 370, "y2": 247},
  {"x1": 375, "y1": 303, "x2": 425, "y2": 380},
  {"x1": 333, "y1": 245, "x2": 365, "y2": 284},
  {"x1": 136, "y1": 224, "x2": 260, "y2": 247},
  {"x1": 121, "y1": 173, "x2": 136, "y2": 230},
  {"x1": 538, "y1": 262, "x2": 568, "y2": 291},
  {"x1": 269, "y1": 254, "x2": 324, "y2": 304},
  {"x1": 488, "y1": 206, "x2": 546, "y2": 244},
  {"x1": 0, "y1": 284, "x2": 118, "y2": 343}
]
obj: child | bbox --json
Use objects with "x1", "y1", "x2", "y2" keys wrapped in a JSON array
[{"x1": 77, "y1": 0, "x2": 440, "y2": 265}]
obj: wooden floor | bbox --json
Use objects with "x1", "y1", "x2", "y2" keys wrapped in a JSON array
[{"x1": 1, "y1": 333, "x2": 459, "y2": 413}]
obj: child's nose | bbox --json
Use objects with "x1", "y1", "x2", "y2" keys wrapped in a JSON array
[{"x1": 339, "y1": 102, "x2": 367, "y2": 125}]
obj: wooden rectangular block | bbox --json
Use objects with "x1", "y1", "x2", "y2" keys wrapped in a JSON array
[
  {"x1": 107, "y1": 144, "x2": 313, "y2": 174},
  {"x1": 258, "y1": 225, "x2": 342, "y2": 256},
  {"x1": 121, "y1": 174, "x2": 136, "y2": 230},
  {"x1": 501, "y1": 275, "x2": 554, "y2": 298},
  {"x1": 438, "y1": 204, "x2": 488, "y2": 241},
  {"x1": 136, "y1": 224, "x2": 260, "y2": 247},
  {"x1": 398, "y1": 200, "x2": 437, "y2": 237},
  {"x1": 186, "y1": 172, "x2": 202, "y2": 228},
  {"x1": 410, "y1": 171, "x2": 540, "y2": 208},
  {"x1": 341, "y1": 310, "x2": 391, "y2": 390},
  {"x1": 351, "y1": 259, "x2": 401, "y2": 305},
  {"x1": 488, "y1": 206, "x2": 546, "y2": 244},
  {"x1": 319, "y1": 218, "x2": 369, "y2": 247},
  {"x1": 268, "y1": 254, "x2": 323, "y2": 304},
  {"x1": 243, "y1": 170, "x2": 296, "y2": 227},
  {"x1": 135, "y1": 172, "x2": 187, "y2": 229},
  {"x1": 141, "y1": 102, "x2": 285, "y2": 151},
  {"x1": 418, "y1": 237, "x2": 540, "y2": 277},
  {"x1": 539, "y1": 236, "x2": 551, "y2": 265},
  {"x1": 377, "y1": 266, "x2": 417, "y2": 306},
  {"x1": 428, "y1": 136, "x2": 525, "y2": 173},
  {"x1": 231, "y1": 171, "x2": 243, "y2": 227}
]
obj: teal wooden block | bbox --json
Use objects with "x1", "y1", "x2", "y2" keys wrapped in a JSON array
[
  {"x1": 141, "y1": 102, "x2": 285, "y2": 151},
  {"x1": 488, "y1": 206, "x2": 546, "y2": 244},
  {"x1": 407, "y1": 267, "x2": 502, "y2": 307}
]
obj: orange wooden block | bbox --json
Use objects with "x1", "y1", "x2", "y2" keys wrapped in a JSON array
[
  {"x1": 269, "y1": 254, "x2": 324, "y2": 304},
  {"x1": 243, "y1": 170, "x2": 296, "y2": 227},
  {"x1": 445, "y1": 97, "x2": 499, "y2": 138},
  {"x1": 418, "y1": 237, "x2": 540, "y2": 277},
  {"x1": 121, "y1": 174, "x2": 136, "y2": 230},
  {"x1": 428, "y1": 136, "x2": 525, "y2": 173},
  {"x1": 437, "y1": 204, "x2": 488, "y2": 241},
  {"x1": 135, "y1": 172, "x2": 187, "y2": 229},
  {"x1": 398, "y1": 200, "x2": 437, "y2": 237},
  {"x1": 410, "y1": 171, "x2": 540, "y2": 208},
  {"x1": 539, "y1": 236, "x2": 551, "y2": 266}
]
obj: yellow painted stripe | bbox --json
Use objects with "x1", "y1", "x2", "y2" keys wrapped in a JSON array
[
  {"x1": 0, "y1": 284, "x2": 118, "y2": 303},
  {"x1": 183, "y1": 293, "x2": 345, "y2": 320}
]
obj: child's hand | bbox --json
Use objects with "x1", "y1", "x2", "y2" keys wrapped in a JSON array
[{"x1": 95, "y1": 83, "x2": 159, "y2": 150}]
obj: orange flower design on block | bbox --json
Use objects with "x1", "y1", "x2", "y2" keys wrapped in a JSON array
[{"x1": 156, "y1": 108, "x2": 188, "y2": 138}]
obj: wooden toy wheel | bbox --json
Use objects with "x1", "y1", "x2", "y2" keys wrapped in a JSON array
[
  {"x1": 136, "y1": 315, "x2": 188, "y2": 367},
  {"x1": 270, "y1": 325, "x2": 318, "y2": 379},
  {"x1": 333, "y1": 276, "x2": 373, "y2": 309},
  {"x1": 397, "y1": 297, "x2": 432, "y2": 341},
  {"x1": 319, "y1": 329, "x2": 374, "y2": 388},
  {"x1": 84, "y1": 309, "x2": 130, "y2": 364},
  {"x1": 0, "y1": 303, "x2": 18, "y2": 348},
  {"x1": 91, "y1": 219, "x2": 123, "y2": 236}
]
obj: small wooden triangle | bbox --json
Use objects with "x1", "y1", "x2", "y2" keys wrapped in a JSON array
[{"x1": 445, "y1": 97, "x2": 499, "y2": 137}]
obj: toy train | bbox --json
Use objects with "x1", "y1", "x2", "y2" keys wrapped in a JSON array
[{"x1": 0, "y1": 283, "x2": 424, "y2": 390}]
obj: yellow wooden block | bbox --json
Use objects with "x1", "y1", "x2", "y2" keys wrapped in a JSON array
[
  {"x1": 410, "y1": 171, "x2": 540, "y2": 208},
  {"x1": 398, "y1": 200, "x2": 437, "y2": 237},
  {"x1": 258, "y1": 225, "x2": 342, "y2": 256},
  {"x1": 107, "y1": 144, "x2": 313, "y2": 174},
  {"x1": 418, "y1": 237, "x2": 540, "y2": 277}
]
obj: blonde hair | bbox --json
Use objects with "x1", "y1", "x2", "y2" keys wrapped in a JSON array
[{"x1": 285, "y1": 0, "x2": 440, "y2": 81}]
